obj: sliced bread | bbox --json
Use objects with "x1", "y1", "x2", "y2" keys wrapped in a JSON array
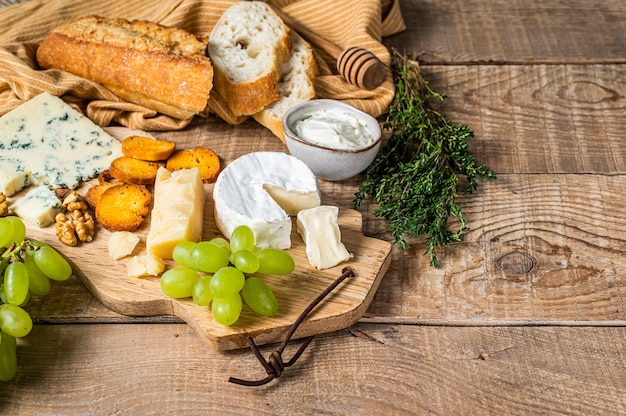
[
  {"x1": 207, "y1": 1, "x2": 291, "y2": 117},
  {"x1": 253, "y1": 31, "x2": 318, "y2": 141}
]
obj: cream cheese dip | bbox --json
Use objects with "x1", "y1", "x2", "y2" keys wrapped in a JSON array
[{"x1": 293, "y1": 109, "x2": 375, "y2": 150}]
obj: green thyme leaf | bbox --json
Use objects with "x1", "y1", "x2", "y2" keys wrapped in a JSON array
[{"x1": 355, "y1": 48, "x2": 496, "y2": 267}]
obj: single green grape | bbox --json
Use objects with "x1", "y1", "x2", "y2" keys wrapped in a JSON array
[
  {"x1": 229, "y1": 225, "x2": 255, "y2": 253},
  {"x1": 3, "y1": 262, "x2": 29, "y2": 305},
  {"x1": 211, "y1": 293, "x2": 242, "y2": 326},
  {"x1": 23, "y1": 249, "x2": 51, "y2": 296},
  {"x1": 209, "y1": 237, "x2": 230, "y2": 256},
  {"x1": 0, "y1": 304, "x2": 33, "y2": 338},
  {"x1": 0, "y1": 287, "x2": 30, "y2": 307},
  {"x1": 242, "y1": 276, "x2": 278, "y2": 317},
  {"x1": 192, "y1": 275, "x2": 213, "y2": 306},
  {"x1": 189, "y1": 241, "x2": 230, "y2": 273},
  {"x1": 0, "y1": 290, "x2": 27, "y2": 307},
  {"x1": 1, "y1": 330, "x2": 16, "y2": 350},
  {"x1": 231, "y1": 249, "x2": 260, "y2": 274},
  {"x1": 160, "y1": 268, "x2": 200, "y2": 299},
  {"x1": 4, "y1": 216, "x2": 25, "y2": 246},
  {"x1": 0, "y1": 218, "x2": 13, "y2": 248},
  {"x1": 171, "y1": 241, "x2": 197, "y2": 269},
  {"x1": 33, "y1": 245, "x2": 72, "y2": 281},
  {"x1": 209, "y1": 266, "x2": 245, "y2": 297},
  {"x1": 256, "y1": 248, "x2": 295, "y2": 275},
  {"x1": 0, "y1": 331, "x2": 17, "y2": 382}
]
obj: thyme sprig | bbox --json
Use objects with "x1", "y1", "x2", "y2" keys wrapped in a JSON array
[{"x1": 355, "y1": 49, "x2": 496, "y2": 267}]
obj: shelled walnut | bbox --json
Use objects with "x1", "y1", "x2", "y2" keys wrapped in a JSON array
[
  {"x1": 54, "y1": 191, "x2": 96, "y2": 246},
  {"x1": 55, "y1": 212, "x2": 78, "y2": 246},
  {"x1": 0, "y1": 192, "x2": 8, "y2": 216},
  {"x1": 71, "y1": 209, "x2": 95, "y2": 243}
]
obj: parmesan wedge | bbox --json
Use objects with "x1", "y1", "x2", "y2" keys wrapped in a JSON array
[{"x1": 146, "y1": 167, "x2": 205, "y2": 259}]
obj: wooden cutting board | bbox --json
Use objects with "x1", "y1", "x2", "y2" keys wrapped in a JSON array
[{"x1": 23, "y1": 179, "x2": 392, "y2": 351}]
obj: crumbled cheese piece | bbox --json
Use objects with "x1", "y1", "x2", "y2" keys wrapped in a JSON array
[
  {"x1": 108, "y1": 231, "x2": 141, "y2": 260},
  {"x1": 9, "y1": 185, "x2": 63, "y2": 227},
  {"x1": 126, "y1": 253, "x2": 165, "y2": 278}
]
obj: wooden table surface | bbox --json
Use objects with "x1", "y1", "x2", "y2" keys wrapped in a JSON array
[{"x1": 2, "y1": 0, "x2": 626, "y2": 414}]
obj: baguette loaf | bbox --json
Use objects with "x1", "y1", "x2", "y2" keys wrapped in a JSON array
[
  {"x1": 207, "y1": 1, "x2": 291, "y2": 117},
  {"x1": 36, "y1": 16, "x2": 214, "y2": 120},
  {"x1": 253, "y1": 32, "x2": 318, "y2": 141}
]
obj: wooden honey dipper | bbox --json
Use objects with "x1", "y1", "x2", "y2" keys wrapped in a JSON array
[{"x1": 270, "y1": 6, "x2": 386, "y2": 90}]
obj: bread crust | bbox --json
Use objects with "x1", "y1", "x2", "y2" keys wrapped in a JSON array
[
  {"x1": 36, "y1": 16, "x2": 213, "y2": 120},
  {"x1": 211, "y1": 69, "x2": 282, "y2": 117}
]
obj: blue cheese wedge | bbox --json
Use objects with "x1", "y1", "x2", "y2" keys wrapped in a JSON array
[
  {"x1": 9, "y1": 185, "x2": 63, "y2": 227},
  {"x1": 296, "y1": 205, "x2": 351, "y2": 269},
  {"x1": 0, "y1": 92, "x2": 122, "y2": 196},
  {"x1": 213, "y1": 152, "x2": 321, "y2": 249}
]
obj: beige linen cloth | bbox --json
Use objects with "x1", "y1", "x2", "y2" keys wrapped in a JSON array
[{"x1": 0, "y1": 0, "x2": 405, "y2": 131}]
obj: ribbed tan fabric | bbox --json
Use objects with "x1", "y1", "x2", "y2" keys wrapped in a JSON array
[{"x1": 0, "y1": 0, "x2": 405, "y2": 131}]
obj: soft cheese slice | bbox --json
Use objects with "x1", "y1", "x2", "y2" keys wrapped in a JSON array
[
  {"x1": 213, "y1": 152, "x2": 321, "y2": 249},
  {"x1": 0, "y1": 92, "x2": 122, "y2": 194},
  {"x1": 296, "y1": 205, "x2": 352, "y2": 270},
  {"x1": 9, "y1": 185, "x2": 63, "y2": 227},
  {"x1": 146, "y1": 167, "x2": 206, "y2": 260}
]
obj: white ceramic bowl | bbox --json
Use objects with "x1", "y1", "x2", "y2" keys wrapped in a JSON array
[{"x1": 282, "y1": 99, "x2": 382, "y2": 181}]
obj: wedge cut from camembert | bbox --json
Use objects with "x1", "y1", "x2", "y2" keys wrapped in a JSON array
[
  {"x1": 297, "y1": 205, "x2": 351, "y2": 270},
  {"x1": 213, "y1": 152, "x2": 321, "y2": 249},
  {"x1": 146, "y1": 167, "x2": 205, "y2": 260},
  {"x1": 0, "y1": 92, "x2": 122, "y2": 196}
]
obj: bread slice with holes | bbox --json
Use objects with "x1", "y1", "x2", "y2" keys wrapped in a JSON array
[
  {"x1": 253, "y1": 32, "x2": 318, "y2": 141},
  {"x1": 207, "y1": 1, "x2": 291, "y2": 117}
]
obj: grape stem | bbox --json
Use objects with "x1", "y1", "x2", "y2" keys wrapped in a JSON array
[{"x1": 228, "y1": 266, "x2": 356, "y2": 386}]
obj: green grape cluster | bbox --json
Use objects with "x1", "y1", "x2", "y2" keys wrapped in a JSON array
[
  {"x1": 160, "y1": 225, "x2": 295, "y2": 326},
  {"x1": 0, "y1": 216, "x2": 73, "y2": 381}
]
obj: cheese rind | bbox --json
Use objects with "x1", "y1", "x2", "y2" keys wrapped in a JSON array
[
  {"x1": 9, "y1": 185, "x2": 63, "y2": 227},
  {"x1": 0, "y1": 92, "x2": 122, "y2": 195},
  {"x1": 213, "y1": 152, "x2": 321, "y2": 249},
  {"x1": 296, "y1": 205, "x2": 351, "y2": 270},
  {"x1": 146, "y1": 167, "x2": 206, "y2": 260}
]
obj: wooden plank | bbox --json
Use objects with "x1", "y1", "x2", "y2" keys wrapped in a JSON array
[
  {"x1": 1, "y1": 323, "x2": 624, "y2": 415},
  {"x1": 363, "y1": 173, "x2": 626, "y2": 324},
  {"x1": 412, "y1": 64, "x2": 626, "y2": 175},
  {"x1": 386, "y1": 0, "x2": 626, "y2": 64}
]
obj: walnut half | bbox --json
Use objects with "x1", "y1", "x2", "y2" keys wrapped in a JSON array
[
  {"x1": 0, "y1": 193, "x2": 8, "y2": 217},
  {"x1": 54, "y1": 191, "x2": 96, "y2": 246}
]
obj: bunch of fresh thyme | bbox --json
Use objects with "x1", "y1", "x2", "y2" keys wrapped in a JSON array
[{"x1": 355, "y1": 48, "x2": 496, "y2": 267}]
